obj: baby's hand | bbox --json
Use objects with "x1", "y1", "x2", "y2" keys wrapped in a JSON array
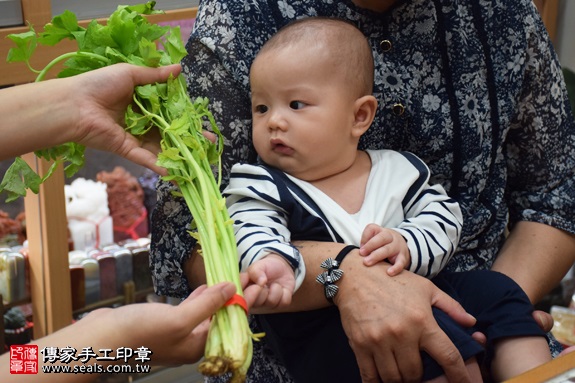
[
  {"x1": 359, "y1": 223, "x2": 410, "y2": 276},
  {"x1": 247, "y1": 253, "x2": 295, "y2": 310}
]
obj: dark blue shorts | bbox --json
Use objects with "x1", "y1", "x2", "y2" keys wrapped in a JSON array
[{"x1": 256, "y1": 270, "x2": 546, "y2": 382}]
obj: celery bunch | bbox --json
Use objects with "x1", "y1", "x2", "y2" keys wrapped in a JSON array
[{"x1": 2, "y1": 2, "x2": 252, "y2": 381}]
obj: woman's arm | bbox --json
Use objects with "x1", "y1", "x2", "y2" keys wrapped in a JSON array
[
  {"x1": 184, "y1": 241, "x2": 474, "y2": 383},
  {"x1": 497, "y1": 3, "x2": 575, "y2": 303},
  {"x1": 0, "y1": 63, "x2": 180, "y2": 172},
  {"x1": 245, "y1": 240, "x2": 473, "y2": 383},
  {"x1": 1, "y1": 282, "x2": 236, "y2": 383},
  {"x1": 492, "y1": 221, "x2": 575, "y2": 303}
]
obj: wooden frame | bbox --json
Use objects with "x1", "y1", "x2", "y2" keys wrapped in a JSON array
[
  {"x1": 23, "y1": 154, "x2": 71, "y2": 339},
  {"x1": 0, "y1": 1, "x2": 197, "y2": 338}
]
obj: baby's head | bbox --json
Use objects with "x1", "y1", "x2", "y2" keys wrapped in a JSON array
[
  {"x1": 250, "y1": 17, "x2": 377, "y2": 182},
  {"x1": 252, "y1": 17, "x2": 374, "y2": 99}
]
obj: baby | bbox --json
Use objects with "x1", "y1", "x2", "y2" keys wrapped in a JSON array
[{"x1": 224, "y1": 16, "x2": 551, "y2": 382}]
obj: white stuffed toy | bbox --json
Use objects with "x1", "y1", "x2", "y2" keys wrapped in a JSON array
[{"x1": 65, "y1": 178, "x2": 114, "y2": 251}]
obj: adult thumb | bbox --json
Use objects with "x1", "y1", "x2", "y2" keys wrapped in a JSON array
[{"x1": 181, "y1": 282, "x2": 237, "y2": 326}]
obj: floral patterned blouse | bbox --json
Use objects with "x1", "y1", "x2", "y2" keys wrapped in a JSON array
[{"x1": 150, "y1": 0, "x2": 575, "y2": 380}]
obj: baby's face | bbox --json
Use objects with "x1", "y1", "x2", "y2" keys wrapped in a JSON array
[{"x1": 250, "y1": 45, "x2": 360, "y2": 182}]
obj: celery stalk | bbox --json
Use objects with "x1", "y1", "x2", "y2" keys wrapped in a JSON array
[{"x1": 2, "y1": 2, "x2": 255, "y2": 381}]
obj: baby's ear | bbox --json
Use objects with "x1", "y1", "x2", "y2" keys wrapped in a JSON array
[{"x1": 352, "y1": 95, "x2": 377, "y2": 137}]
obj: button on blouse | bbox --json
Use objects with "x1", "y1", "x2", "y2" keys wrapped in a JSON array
[{"x1": 380, "y1": 39, "x2": 392, "y2": 52}]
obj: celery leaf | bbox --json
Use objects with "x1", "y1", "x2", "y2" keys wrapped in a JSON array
[{"x1": 0, "y1": 158, "x2": 42, "y2": 202}]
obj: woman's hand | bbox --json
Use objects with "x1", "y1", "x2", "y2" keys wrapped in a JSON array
[
  {"x1": 334, "y1": 252, "x2": 475, "y2": 383},
  {"x1": 73, "y1": 63, "x2": 182, "y2": 174},
  {"x1": 96, "y1": 281, "x2": 236, "y2": 366},
  {"x1": 0, "y1": 63, "x2": 180, "y2": 165}
]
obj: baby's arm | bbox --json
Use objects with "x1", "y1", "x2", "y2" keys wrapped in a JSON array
[
  {"x1": 247, "y1": 253, "x2": 296, "y2": 309},
  {"x1": 224, "y1": 163, "x2": 306, "y2": 290},
  {"x1": 360, "y1": 223, "x2": 410, "y2": 276},
  {"x1": 376, "y1": 152, "x2": 463, "y2": 279}
]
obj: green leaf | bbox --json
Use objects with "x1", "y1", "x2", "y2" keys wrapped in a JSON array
[
  {"x1": 125, "y1": 55, "x2": 146, "y2": 66},
  {"x1": 188, "y1": 230, "x2": 200, "y2": 241},
  {"x1": 165, "y1": 77, "x2": 188, "y2": 114},
  {"x1": 108, "y1": 10, "x2": 139, "y2": 55},
  {"x1": 137, "y1": 22, "x2": 169, "y2": 43},
  {"x1": 34, "y1": 143, "x2": 85, "y2": 179},
  {"x1": 125, "y1": 105, "x2": 153, "y2": 135},
  {"x1": 0, "y1": 158, "x2": 41, "y2": 202},
  {"x1": 63, "y1": 146, "x2": 86, "y2": 178},
  {"x1": 39, "y1": 161, "x2": 60, "y2": 184},
  {"x1": 158, "y1": 146, "x2": 183, "y2": 162},
  {"x1": 164, "y1": 26, "x2": 187, "y2": 64},
  {"x1": 35, "y1": 142, "x2": 73, "y2": 162},
  {"x1": 104, "y1": 47, "x2": 130, "y2": 64},
  {"x1": 38, "y1": 10, "x2": 84, "y2": 46},
  {"x1": 58, "y1": 53, "x2": 107, "y2": 77},
  {"x1": 1, "y1": 3, "x2": 178, "y2": 201},
  {"x1": 136, "y1": 84, "x2": 163, "y2": 115},
  {"x1": 71, "y1": 30, "x2": 86, "y2": 47},
  {"x1": 6, "y1": 29, "x2": 37, "y2": 64},
  {"x1": 206, "y1": 138, "x2": 221, "y2": 165},
  {"x1": 126, "y1": 1, "x2": 162, "y2": 15},
  {"x1": 139, "y1": 38, "x2": 162, "y2": 67},
  {"x1": 168, "y1": 115, "x2": 195, "y2": 137},
  {"x1": 157, "y1": 147, "x2": 189, "y2": 174},
  {"x1": 82, "y1": 20, "x2": 117, "y2": 53}
]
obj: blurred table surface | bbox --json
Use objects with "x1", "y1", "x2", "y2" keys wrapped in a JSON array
[{"x1": 505, "y1": 350, "x2": 575, "y2": 383}]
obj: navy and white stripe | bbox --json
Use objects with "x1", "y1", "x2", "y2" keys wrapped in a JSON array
[{"x1": 224, "y1": 149, "x2": 463, "y2": 289}]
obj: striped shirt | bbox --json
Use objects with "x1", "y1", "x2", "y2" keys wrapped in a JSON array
[{"x1": 224, "y1": 150, "x2": 463, "y2": 290}]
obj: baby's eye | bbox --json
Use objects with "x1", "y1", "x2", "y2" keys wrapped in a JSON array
[
  {"x1": 289, "y1": 101, "x2": 306, "y2": 110},
  {"x1": 254, "y1": 105, "x2": 268, "y2": 113}
]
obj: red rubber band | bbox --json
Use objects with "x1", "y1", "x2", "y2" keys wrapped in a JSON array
[{"x1": 224, "y1": 293, "x2": 248, "y2": 314}]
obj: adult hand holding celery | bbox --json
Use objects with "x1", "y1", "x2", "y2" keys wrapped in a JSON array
[{"x1": 2, "y1": 2, "x2": 253, "y2": 381}]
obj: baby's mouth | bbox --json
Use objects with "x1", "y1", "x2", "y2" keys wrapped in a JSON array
[{"x1": 270, "y1": 138, "x2": 294, "y2": 155}]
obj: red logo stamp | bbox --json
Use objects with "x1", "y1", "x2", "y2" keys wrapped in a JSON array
[{"x1": 10, "y1": 345, "x2": 38, "y2": 374}]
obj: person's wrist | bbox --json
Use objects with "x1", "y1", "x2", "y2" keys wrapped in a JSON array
[
  {"x1": 47, "y1": 78, "x2": 82, "y2": 143},
  {"x1": 316, "y1": 245, "x2": 359, "y2": 304},
  {"x1": 332, "y1": 250, "x2": 398, "y2": 306},
  {"x1": 330, "y1": 249, "x2": 363, "y2": 306}
]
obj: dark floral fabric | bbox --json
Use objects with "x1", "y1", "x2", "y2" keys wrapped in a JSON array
[{"x1": 150, "y1": 0, "x2": 575, "y2": 380}]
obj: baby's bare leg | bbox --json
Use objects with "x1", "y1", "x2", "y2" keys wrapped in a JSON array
[{"x1": 491, "y1": 336, "x2": 552, "y2": 381}]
